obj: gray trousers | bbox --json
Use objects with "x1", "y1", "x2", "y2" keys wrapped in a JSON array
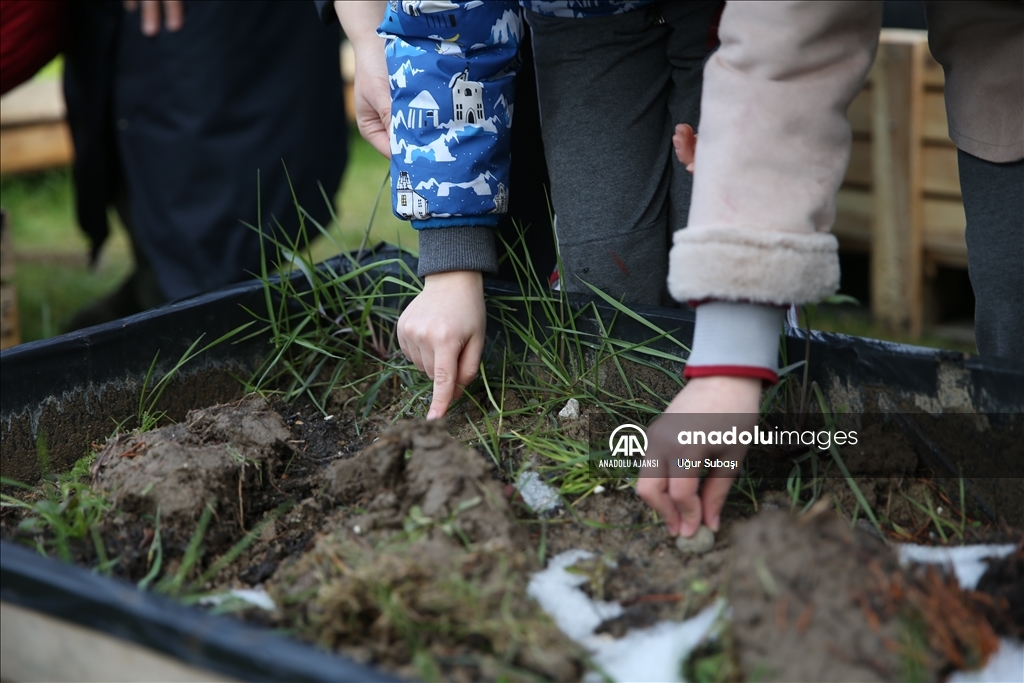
[
  {"x1": 527, "y1": 1, "x2": 722, "y2": 305},
  {"x1": 959, "y1": 150, "x2": 1024, "y2": 360}
]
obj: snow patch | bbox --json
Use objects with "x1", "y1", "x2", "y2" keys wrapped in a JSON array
[
  {"x1": 897, "y1": 543, "x2": 1016, "y2": 590},
  {"x1": 528, "y1": 549, "x2": 726, "y2": 682},
  {"x1": 199, "y1": 587, "x2": 276, "y2": 612}
]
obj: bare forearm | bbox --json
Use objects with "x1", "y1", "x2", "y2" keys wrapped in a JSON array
[{"x1": 334, "y1": 1, "x2": 386, "y2": 48}]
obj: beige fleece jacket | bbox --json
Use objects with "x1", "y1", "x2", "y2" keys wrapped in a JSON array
[{"x1": 669, "y1": 0, "x2": 1023, "y2": 308}]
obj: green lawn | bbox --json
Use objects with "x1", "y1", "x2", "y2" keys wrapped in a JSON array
[{"x1": 1, "y1": 132, "x2": 414, "y2": 343}]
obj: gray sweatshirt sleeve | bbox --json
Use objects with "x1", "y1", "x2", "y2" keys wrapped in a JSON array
[{"x1": 416, "y1": 226, "x2": 499, "y2": 278}]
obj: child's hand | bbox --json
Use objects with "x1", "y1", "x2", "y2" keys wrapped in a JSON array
[
  {"x1": 672, "y1": 123, "x2": 697, "y2": 173},
  {"x1": 334, "y1": 1, "x2": 392, "y2": 158},
  {"x1": 398, "y1": 271, "x2": 486, "y2": 420},
  {"x1": 637, "y1": 376, "x2": 761, "y2": 537}
]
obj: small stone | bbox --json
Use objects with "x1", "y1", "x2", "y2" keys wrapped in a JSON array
[
  {"x1": 593, "y1": 485, "x2": 606, "y2": 494},
  {"x1": 515, "y1": 471, "x2": 561, "y2": 515},
  {"x1": 675, "y1": 525, "x2": 716, "y2": 555},
  {"x1": 558, "y1": 398, "x2": 581, "y2": 420}
]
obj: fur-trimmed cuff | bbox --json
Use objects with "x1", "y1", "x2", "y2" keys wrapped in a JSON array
[
  {"x1": 684, "y1": 301, "x2": 785, "y2": 382},
  {"x1": 668, "y1": 226, "x2": 840, "y2": 305}
]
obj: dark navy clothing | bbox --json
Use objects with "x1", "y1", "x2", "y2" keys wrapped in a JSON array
[{"x1": 64, "y1": 0, "x2": 347, "y2": 300}]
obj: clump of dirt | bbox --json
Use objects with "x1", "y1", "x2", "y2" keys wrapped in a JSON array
[
  {"x1": 725, "y1": 505, "x2": 1007, "y2": 682},
  {"x1": 974, "y1": 542, "x2": 1024, "y2": 640},
  {"x1": 727, "y1": 505, "x2": 911, "y2": 682},
  {"x1": 322, "y1": 419, "x2": 521, "y2": 545},
  {"x1": 271, "y1": 420, "x2": 585, "y2": 681},
  {"x1": 91, "y1": 395, "x2": 292, "y2": 561}
]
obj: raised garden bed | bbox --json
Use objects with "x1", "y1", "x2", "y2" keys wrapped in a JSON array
[{"x1": 2, "y1": 248, "x2": 1022, "y2": 682}]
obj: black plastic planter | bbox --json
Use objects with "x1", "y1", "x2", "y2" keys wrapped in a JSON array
[{"x1": 2, "y1": 251, "x2": 1022, "y2": 681}]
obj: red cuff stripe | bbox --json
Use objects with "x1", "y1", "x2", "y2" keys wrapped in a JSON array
[{"x1": 683, "y1": 364, "x2": 779, "y2": 385}]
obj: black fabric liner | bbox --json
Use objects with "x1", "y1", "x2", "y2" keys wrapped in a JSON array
[{"x1": 2, "y1": 245, "x2": 1022, "y2": 681}]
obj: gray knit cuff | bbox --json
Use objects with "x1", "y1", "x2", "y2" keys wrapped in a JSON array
[
  {"x1": 416, "y1": 226, "x2": 499, "y2": 277},
  {"x1": 686, "y1": 302, "x2": 786, "y2": 375}
]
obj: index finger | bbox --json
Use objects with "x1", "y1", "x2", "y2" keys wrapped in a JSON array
[{"x1": 426, "y1": 344, "x2": 460, "y2": 420}]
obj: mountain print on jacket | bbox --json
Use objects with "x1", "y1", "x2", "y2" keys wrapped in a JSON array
[{"x1": 380, "y1": 0, "x2": 653, "y2": 229}]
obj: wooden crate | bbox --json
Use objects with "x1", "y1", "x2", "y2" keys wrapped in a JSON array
[
  {"x1": 835, "y1": 29, "x2": 965, "y2": 336},
  {"x1": 0, "y1": 79, "x2": 74, "y2": 175}
]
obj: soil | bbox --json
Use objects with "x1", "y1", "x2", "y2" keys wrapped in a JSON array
[
  {"x1": 728, "y1": 506, "x2": 908, "y2": 682},
  {"x1": 2, "y1": 393, "x2": 1020, "y2": 682},
  {"x1": 274, "y1": 419, "x2": 584, "y2": 681}
]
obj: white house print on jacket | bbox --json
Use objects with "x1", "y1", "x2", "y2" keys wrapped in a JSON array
[
  {"x1": 408, "y1": 90, "x2": 440, "y2": 129},
  {"x1": 400, "y1": 0, "x2": 460, "y2": 29},
  {"x1": 396, "y1": 171, "x2": 429, "y2": 219},
  {"x1": 450, "y1": 69, "x2": 484, "y2": 126},
  {"x1": 493, "y1": 183, "x2": 508, "y2": 213}
]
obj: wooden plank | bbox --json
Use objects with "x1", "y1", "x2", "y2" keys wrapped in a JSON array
[
  {"x1": 848, "y1": 89, "x2": 872, "y2": 136},
  {"x1": 844, "y1": 139, "x2": 872, "y2": 186},
  {"x1": 922, "y1": 48, "x2": 944, "y2": 88},
  {"x1": 923, "y1": 91, "x2": 952, "y2": 144},
  {"x1": 922, "y1": 197, "x2": 968, "y2": 263},
  {"x1": 864, "y1": 30, "x2": 937, "y2": 86},
  {"x1": 0, "y1": 121, "x2": 74, "y2": 175},
  {"x1": 871, "y1": 34, "x2": 926, "y2": 336},
  {"x1": 834, "y1": 188, "x2": 873, "y2": 245},
  {"x1": 0, "y1": 282, "x2": 19, "y2": 349},
  {"x1": 0, "y1": 79, "x2": 66, "y2": 126},
  {"x1": 921, "y1": 144, "x2": 961, "y2": 197}
]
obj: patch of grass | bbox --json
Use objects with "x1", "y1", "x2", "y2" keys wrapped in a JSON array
[
  {"x1": 0, "y1": 443, "x2": 111, "y2": 568},
  {"x1": 131, "y1": 328, "x2": 250, "y2": 432},
  {"x1": 2, "y1": 167, "x2": 133, "y2": 340},
  {"x1": 242, "y1": 174, "x2": 428, "y2": 417},
  {"x1": 464, "y1": 234, "x2": 692, "y2": 497},
  {"x1": 810, "y1": 383, "x2": 884, "y2": 537},
  {"x1": 896, "y1": 479, "x2": 970, "y2": 544},
  {"x1": 681, "y1": 608, "x2": 738, "y2": 683}
]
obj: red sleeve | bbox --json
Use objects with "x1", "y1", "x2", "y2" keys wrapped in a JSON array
[{"x1": 0, "y1": 0, "x2": 68, "y2": 96}]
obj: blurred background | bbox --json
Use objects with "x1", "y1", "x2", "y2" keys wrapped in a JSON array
[{"x1": 0, "y1": 1, "x2": 974, "y2": 352}]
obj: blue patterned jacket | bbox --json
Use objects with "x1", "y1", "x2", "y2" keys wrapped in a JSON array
[{"x1": 380, "y1": 1, "x2": 651, "y2": 233}]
